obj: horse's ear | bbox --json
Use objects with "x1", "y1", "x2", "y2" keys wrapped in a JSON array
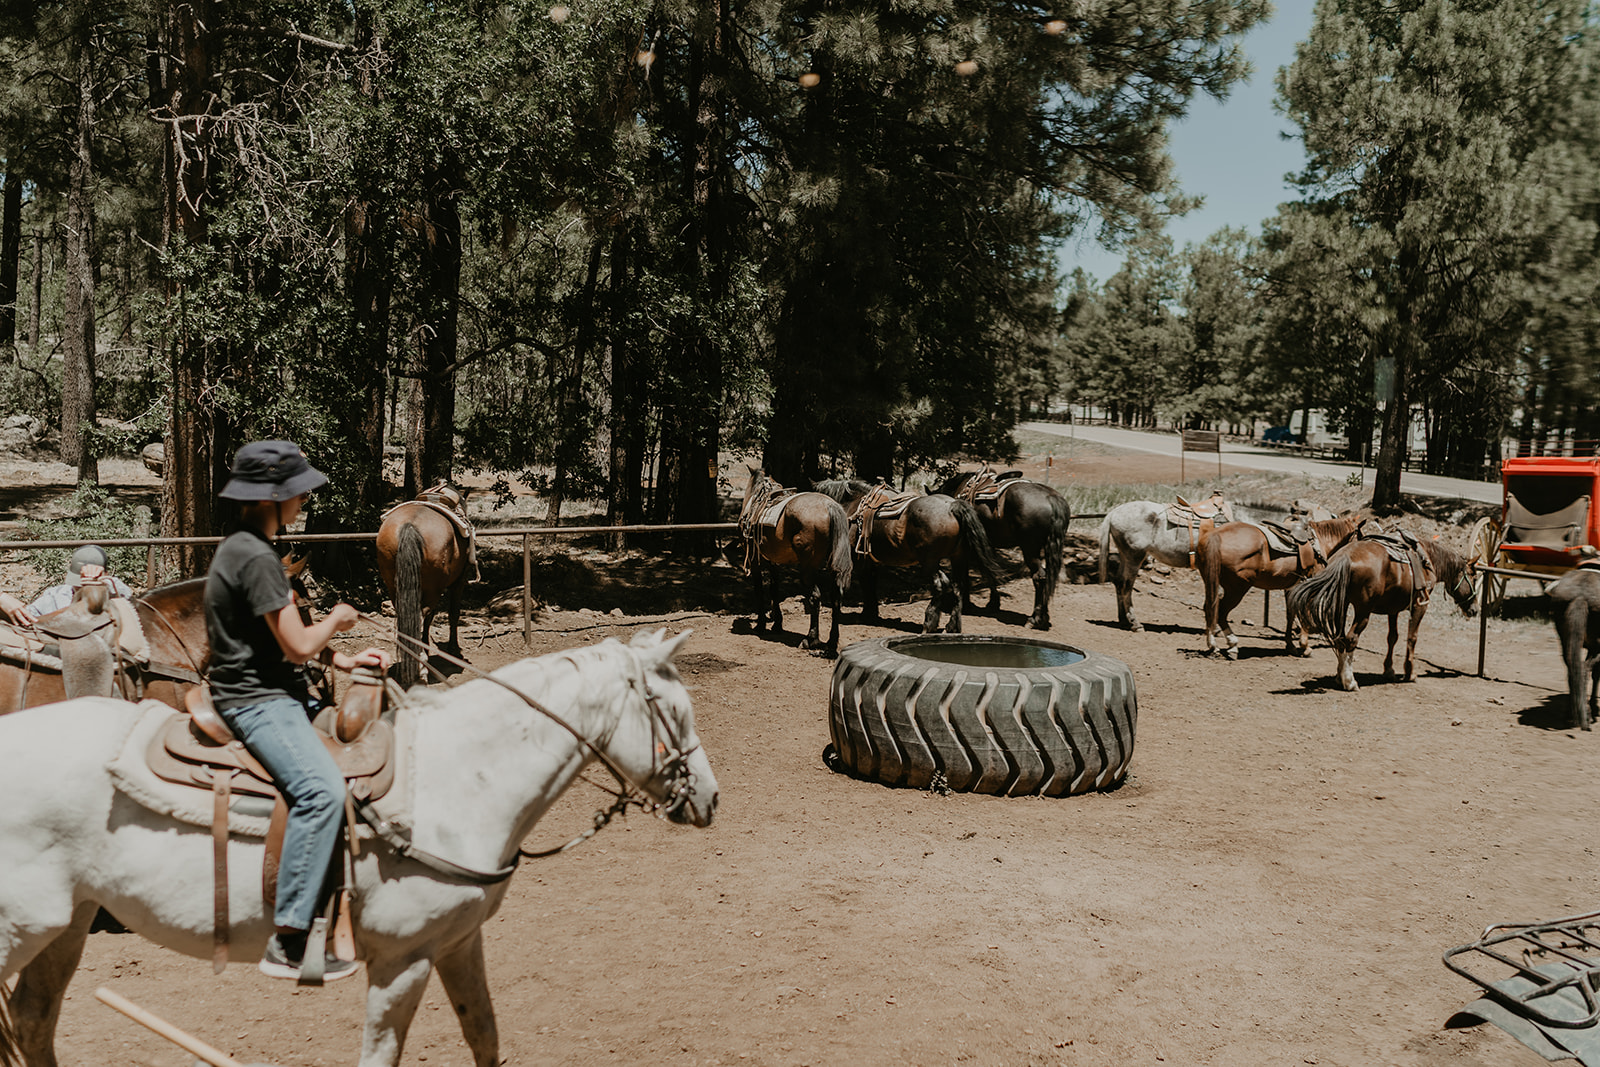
[
  {"x1": 629, "y1": 627, "x2": 669, "y2": 649},
  {"x1": 283, "y1": 553, "x2": 308, "y2": 578},
  {"x1": 632, "y1": 627, "x2": 692, "y2": 666}
]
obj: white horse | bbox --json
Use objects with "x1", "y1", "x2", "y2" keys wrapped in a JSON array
[
  {"x1": 0, "y1": 628, "x2": 718, "y2": 1067},
  {"x1": 1097, "y1": 498, "x2": 1284, "y2": 632}
]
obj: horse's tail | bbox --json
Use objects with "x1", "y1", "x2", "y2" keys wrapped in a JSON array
[
  {"x1": 824, "y1": 495, "x2": 854, "y2": 597},
  {"x1": 396, "y1": 522, "x2": 426, "y2": 689},
  {"x1": 951, "y1": 499, "x2": 1004, "y2": 585},
  {"x1": 1042, "y1": 490, "x2": 1071, "y2": 602},
  {"x1": 1198, "y1": 526, "x2": 1222, "y2": 623},
  {"x1": 1286, "y1": 551, "x2": 1353, "y2": 639},
  {"x1": 1097, "y1": 513, "x2": 1113, "y2": 584}
]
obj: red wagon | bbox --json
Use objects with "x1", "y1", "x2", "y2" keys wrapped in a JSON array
[{"x1": 1470, "y1": 454, "x2": 1600, "y2": 611}]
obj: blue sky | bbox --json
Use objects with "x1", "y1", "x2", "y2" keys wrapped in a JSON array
[{"x1": 1060, "y1": 0, "x2": 1318, "y2": 283}]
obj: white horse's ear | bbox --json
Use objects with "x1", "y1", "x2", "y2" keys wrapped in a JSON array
[
  {"x1": 659, "y1": 629, "x2": 693, "y2": 662},
  {"x1": 629, "y1": 627, "x2": 669, "y2": 649}
]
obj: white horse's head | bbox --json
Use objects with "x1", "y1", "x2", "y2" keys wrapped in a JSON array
[{"x1": 610, "y1": 628, "x2": 719, "y2": 827}]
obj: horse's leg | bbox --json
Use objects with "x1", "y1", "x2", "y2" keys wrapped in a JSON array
[
  {"x1": 947, "y1": 564, "x2": 966, "y2": 633},
  {"x1": 445, "y1": 577, "x2": 463, "y2": 653},
  {"x1": 1403, "y1": 604, "x2": 1428, "y2": 682},
  {"x1": 359, "y1": 953, "x2": 434, "y2": 1067},
  {"x1": 1024, "y1": 544, "x2": 1047, "y2": 630},
  {"x1": 435, "y1": 931, "x2": 499, "y2": 1067},
  {"x1": 859, "y1": 561, "x2": 880, "y2": 623},
  {"x1": 822, "y1": 582, "x2": 842, "y2": 658},
  {"x1": 1117, "y1": 546, "x2": 1143, "y2": 632},
  {"x1": 1217, "y1": 580, "x2": 1249, "y2": 660},
  {"x1": 1383, "y1": 612, "x2": 1400, "y2": 680},
  {"x1": 768, "y1": 563, "x2": 786, "y2": 636},
  {"x1": 923, "y1": 567, "x2": 949, "y2": 633},
  {"x1": 11, "y1": 900, "x2": 96, "y2": 1067},
  {"x1": 798, "y1": 570, "x2": 822, "y2": 651},
  {"x1": 1338, "y1": 611, "x2": 1372, "y2": 691}
]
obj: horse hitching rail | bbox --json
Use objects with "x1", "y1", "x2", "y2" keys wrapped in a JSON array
[{"x1": 0, "y1": 522, "x2": 738, "y2": 647}]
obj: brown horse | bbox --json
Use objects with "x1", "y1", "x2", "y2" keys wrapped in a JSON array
[
  {"x1": 814, "y1": 478, "x2": 1004, "y2": 633},
  {"x1": 0, "y1": 579, "x2": 204, "y2": 713},
  {"x1": 377, "y1": 488, "x2": 472, "y2": 688},
  {"x1": 1286, "y1": 534, "x2": 1477, "y2": 691},
  {"x1": 1196, "y1": 516, "x2": 1361, "y2": 658},
  {"x1": 736, "y1": 468, "x2": 854, "y2": 656},
  {"x1": 0, "y1": 557, "x2": 321, "y2": 715}
]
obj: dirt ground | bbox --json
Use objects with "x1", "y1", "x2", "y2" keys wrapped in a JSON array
[{"x1": 10, "y1": 447, "x2": 1588, "y2": 1067}]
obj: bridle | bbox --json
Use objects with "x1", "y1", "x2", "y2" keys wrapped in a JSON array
[{"x1": 355, "y1": 610, "x2": 702, "y2": 872}]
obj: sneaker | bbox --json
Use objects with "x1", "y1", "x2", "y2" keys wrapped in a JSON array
[{"x1": 259, "y1": 932, "x2": 360, "y2": 983}]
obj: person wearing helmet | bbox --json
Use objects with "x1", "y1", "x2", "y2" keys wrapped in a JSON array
[
  {"x1": 204, "y1": 439, "x2": 392, "y2": 982},
  {"x1": 0, "y1": 544, "x2": 135, "y2": 627}
]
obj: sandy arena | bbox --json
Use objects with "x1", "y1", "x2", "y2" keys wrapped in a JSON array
[{"x1": 6, "y1": 449, "x2": 1585, "y2": 1067}]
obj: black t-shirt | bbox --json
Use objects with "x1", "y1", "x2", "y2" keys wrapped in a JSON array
[{"x1": 204, "y1": 529, "x2": 313, "y2": 710}]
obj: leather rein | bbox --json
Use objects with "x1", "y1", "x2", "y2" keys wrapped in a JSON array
[{"x1": 353, "y1": 610, "x2": 701, "y2": 880}]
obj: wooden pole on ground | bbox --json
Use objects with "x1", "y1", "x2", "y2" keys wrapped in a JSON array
[{"x1": 95, "y1": 987, "x2": 267, "y2": 1067}]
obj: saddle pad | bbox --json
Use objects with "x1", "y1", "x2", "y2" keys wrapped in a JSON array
[
  {"x1": 865, "y1": 491, "x2": 919, "y2": 521},
  {"x1": 972, "y1": 479, "x2": 1022, "y2": 504},
  {"x1": 1238, "y1": 521, "x2": 1302, "y2": 557},
  {"x1": 757, "y1": 497, "x2": 790, "y2": 530},
  {"x1": 108, "y1": 597, "x2": 150, "y2": 662},
  {"x1": 108, "y1": 701, "x2": 278, "y2": 837}
]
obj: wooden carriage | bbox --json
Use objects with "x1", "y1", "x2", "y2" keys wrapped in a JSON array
[{"x1": 1470, "y1": 454, "x2": 1600, "y2": 612}]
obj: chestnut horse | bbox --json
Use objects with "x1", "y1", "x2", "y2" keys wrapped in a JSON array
[
  {"x1": 938, "y1": 469, "x2": 1071, "y2": 630},
  {"x1": 1196, "y1": 516, "x2": 1361, "y2": 659},
  {"x1": 377, "y1": 490, "x2": 472, "y2": 688},
  {"x1": 1286, "y1": 534, "x2": 1476, "y2": 691},
  {"x1": 814, "y1": 479, "x2": 1003, "y2": 634},
  {"x1": 736, "y1": 468, "x2": 853, "y2": 656},
  {"x1": 0, "y1": 558, "x2": 319, "y2": 715}
]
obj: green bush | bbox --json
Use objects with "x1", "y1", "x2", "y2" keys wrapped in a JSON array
[{"x1": 15, "y1": 482, "x2": 152, "y2": 592}]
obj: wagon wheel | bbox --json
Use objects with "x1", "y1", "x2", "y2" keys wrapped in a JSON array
[{"x1": 1469, "y1": 516, "x2": 1507, "y2": 615}]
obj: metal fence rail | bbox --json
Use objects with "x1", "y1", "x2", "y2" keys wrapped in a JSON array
[{"x1": 0, "y1": 522, "x2": 740, "y2": 647}]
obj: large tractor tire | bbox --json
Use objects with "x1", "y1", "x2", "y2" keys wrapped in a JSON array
[{"x1": 826, "y1": 634, "x2": 1137, "y2": 796}]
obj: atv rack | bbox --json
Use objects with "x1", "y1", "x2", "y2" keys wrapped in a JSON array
[{"x1": 1443, "y1": 910, "x2": 1600, "y2": 1028}]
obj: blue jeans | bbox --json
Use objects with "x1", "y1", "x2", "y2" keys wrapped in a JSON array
[{"x1": 219, "y1": 696, "x2": 345, "y2": 932}]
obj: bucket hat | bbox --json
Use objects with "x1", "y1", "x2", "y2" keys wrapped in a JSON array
[{"x1": 218, "y1": 440, "x2": 328, "y2": 502}]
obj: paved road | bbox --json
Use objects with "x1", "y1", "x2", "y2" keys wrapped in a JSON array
[{"x1": 1021, "y1": 421, "x2": 1501, "y2": 505}]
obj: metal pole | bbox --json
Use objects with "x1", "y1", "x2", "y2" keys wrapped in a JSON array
[
  {"x1": 522, "y1": 533, "x2": 531, "y2": 647},
  {"x1": 1477, "y1": 572, "x2": 1490, "y2": 678}
]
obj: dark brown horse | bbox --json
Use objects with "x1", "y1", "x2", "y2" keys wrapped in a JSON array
[
  {"x1": 814, "y1": 478, "x2": 1003, "y2": 633},
  {"x1": 1286, "y1": 534, "x2": 1476, "y2": 692},
  {"x1": 1543, "y1": 563, "x2": 1600, "y2": 729},
  {"x1": 1196, "y1": 516, "x2": 1361, "y2": 658},
  {"x1": 377, "y1": 487, "x2": 472, "y2": 688},
  {"x1": 736, "y1": 468, "x2": 854, "y2": 656},
  {"x1": 938, "y1": 468, "x2": 1071, "y2": 630}
]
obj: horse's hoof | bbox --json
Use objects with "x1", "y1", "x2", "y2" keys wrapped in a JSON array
[
  {"x1": 1224, "y1": 649, "x2": 1238, "y2": 661},
  {"x1": 799, "y1": 637, "x2": 816, "y2": 650},
  {"x1": 1129, "y1": 622, "x2": 1144, "y2": 634}
]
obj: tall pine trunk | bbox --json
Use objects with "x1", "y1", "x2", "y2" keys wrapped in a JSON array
[
  {"x1": 0, "y1": 173, "x2": 20, "y2": 348},
  {"x1": 158, "y1": 0, "x2": 220, "y2": 578},
  {"x1": 410, "y1": 157, "x2": 460, "y2": 490},
  {"x1": 61, "y1": 23, "x2": 99, "y2": 484}
]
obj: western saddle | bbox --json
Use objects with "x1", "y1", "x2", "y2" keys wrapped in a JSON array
[{"x1": 147, "y1": 673, "x2": 396, "y2": 983}]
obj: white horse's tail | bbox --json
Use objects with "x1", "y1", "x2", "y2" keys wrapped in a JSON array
[{"x1": 1097, "y1": 513, "x2": 1113, "y2": 585}]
